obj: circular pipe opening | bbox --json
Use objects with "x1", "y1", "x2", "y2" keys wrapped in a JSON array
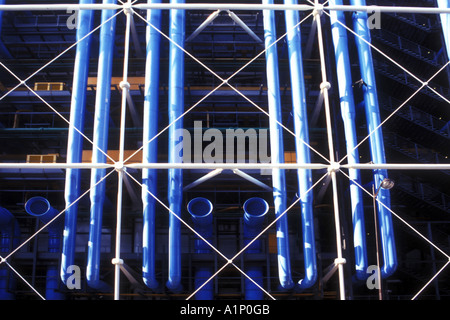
[
  {"x1": 25, "y1": 196, "x2": 51, "y2": 217},
  {"x1": 187, "y1": 197, "x2": 213, "y2": 218},
  {"x1": 243, "y1": 197, "x2": 269, "y2": 218}
]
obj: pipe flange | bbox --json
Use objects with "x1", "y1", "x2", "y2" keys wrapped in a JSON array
[
  {"x1": 334, "y1": 257, "x2": 346, "y2": 265},
  {"x1": 327, "y1": 162, "x2": 340, "y2": 173},
  {"x1": 111, "y1": 258, "x2": 124, "y2": 265},
  {"x1": 313, "y1": 4, "x2": 324, "y2": 17},
  {"x1": 320, "y1": 81, "x2": 331, "y2": 91},
  {"x1": 119, "y1": 81, "x2": 131, "y2": 90}
]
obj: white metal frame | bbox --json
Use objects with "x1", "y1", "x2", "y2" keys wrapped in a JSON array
[{"x1": 0, "y1": 1, "x2": 449, "y2": 301}]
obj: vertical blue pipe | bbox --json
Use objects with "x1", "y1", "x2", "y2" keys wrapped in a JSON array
[
  {"x1": 25, "y1": 197, "x2": 65, "y2": 300},
  {"x1": 437, "y1": 0, "x2": 450, "y2": 61},
  {"x1": 166, "y1": 0, "x2": 185, "y2": 293},
  {"x1": 243, "y1": 198, "x2": 268, "y2": 300},
  {"x1": 62, "y1": 0, "x2": 94, "y2": 284},
  {"x1": 329, "y1": 0, "x2": 368, "y2": 281},
  {"x1": 284, "y1": 0, "x2": 318, "y2": 290},
  {"x1": 142, "y1": 0, "x2": 162, "y2": 291},
  {"x1": 0, "y1": 207, "x2": 20, "y2": 300},
  {"x1": 350, "y1": 0, "x2": 397, "y2": 278},
  {"x1": 188, "y1": 198, "x2": 213, "y2": 300},
  {"x1": 0, "y1": 0, "x2": 12, "y2": 59},
  {"x1": 87, "y1": 0, "x2": 116, "y2": 291},
  {"x1": 262, "y1": 0, "x2": 294, "y2": 290}
]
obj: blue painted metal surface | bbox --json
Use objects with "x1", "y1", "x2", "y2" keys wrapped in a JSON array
[
  {"x1": 142, "y1": 0, "x2": 162, "y2": 291},
  {"x1": 0, "y1": 207, "x2": 20, "y2": 300},
  {"x1": 25, "y1": 197, "x2": 64, "y2": 299},
  {"x1": 284, "y1": 0, "x2": 318, "y2": 290},
  {"x1": 87, "y1": 0, "x2": 117, "y2": 291},
  {"x1": 61, "y1": 0, "x2": 95, "y2": 285},
  {"x1": 166, "y1": 0, "x2": 185, "y2": 293},
  {"x1": 329, "y1": 0, "x2": 368, "y2": 281},
  {"x1": 351, "y1": 0, "x2": 397, "y2": 278},
  {"x1": 262, "y1": 0, "x2": 294, "y2": 290},
  {"x1": 188, "y1": 197, "x2": 213, "y2": 300},
  {"x1": 243, "y1": 197, "x2": 268, "y2": 300}
]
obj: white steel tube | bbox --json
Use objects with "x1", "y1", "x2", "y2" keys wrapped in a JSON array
[
  {"x1": 314, "y1": 3, "x2": 346, "y2": 300},
  {"x1": 113, "y1": 1, "x2": 132, "y2": 301},
  {"x1": 1, "y1": 4, "x2": 450, "y2": 14}
]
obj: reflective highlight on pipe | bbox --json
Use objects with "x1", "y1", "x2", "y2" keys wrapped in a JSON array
[
  {"x1": 329, "y1": 0, "x2": 368, "y2": 281},
  {"x1": 142, "y1": 0, "x2": 162, "y2": 291},
  {"x1": 284, "y1": 0, "x2": 318, "y2": 289},
  {"x1": 62, "y1": 0, "x2": 94, "y2": 284},
  {"x1": 351, "y1": 0, "x2": 397, "y2": 278}
]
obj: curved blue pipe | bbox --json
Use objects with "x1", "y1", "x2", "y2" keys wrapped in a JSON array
[
  {"x1": 262, "y1": 0, "x2": 294, "y2": 290},
  {"x1": 142, "y1": 0, "x2": 162, "y2": 291},
  {"x1": 188, "y1": 198, "x2": 213, "y2": 300},
  {"x1": 243, "y1": 197, "x2": 268, "y2": 300},
  {"x1": 284, "y1": 0, "x2": 318, "y2": 290},
  {"x1": 87, "y1": 0, "x2": 116, "y2": 292},
  {"x1": 166, "y1": 0, "x2": 185, "y2": 293},
  {"x1": 350, "y1": 0, "x2": 397, "y2": 278},
  {"x1": 62, "y1": 0, "x2": 94, "y2": 285},
  {"x1": 25, "y1": 197, "x2": 64, "y2": 300},
  {"x1": 0, "y1": 207, "x2": 20, "y2": 300},
  {"x1": 329, "y1": 0, "x2": 368, "y2": 281}
]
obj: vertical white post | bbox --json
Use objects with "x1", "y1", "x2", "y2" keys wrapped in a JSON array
[
  {"x1": 113, "y1": 1, "x2": 132, "y2": 300},
  {"x1": 314, "y1": 2, "x2": 346, "y2": 300}
]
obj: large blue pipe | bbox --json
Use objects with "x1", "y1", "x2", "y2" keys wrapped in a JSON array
[
  {"x1": 284, "y1": 0, "x2": 318, "y2": 290},
  {"x1": 166, "y1": 0, "x2": 185, "y2": 293},
  {"x1": 0, "y1": 207, "x2": 20, "y2": 300},
  {"x1": 187, "y1": 198, "x2": 213, "y2": 300},
  {"x1": 25, "y1": 197, "x2": 64, "y2": 300},
  {"x1": 262, "y1": 0, "x2": 294, "y2": 290},
  {"x1": 62, "y1": 0, "x2": 94, "y2": 284},
  {"x1": 243, "y1": 197, "x2": 268, "y2": 300},
  {"x1": 87, "y1": 0, "x2": 116, "y2": 291},
  {"x1": 329, "y1": 0, "x2": 368, "y2": 281},
  {"x1": 142, "y1": 0, "x2": 162, "y2": 291},
  {"x1": 351, "y1": 0, "x2": 397, "y2": 278}
]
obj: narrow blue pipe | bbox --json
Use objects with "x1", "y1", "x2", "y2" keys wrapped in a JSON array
[
  {"x1": 284, "y1": 0, "x2": 318, "y2": 290},
  {"x1": 350, "y1": 0, "x2": 397, "y2": 278},
  {"x1": 142, "y1": 0, "x2": 162, "y2": 291},
  {"x1": 0, "y1": 207, "x2": 20, "y2": 300},
  {"x1": 87, "y1": 0, "x2": 116, "y2": 292},
  {"x1": 329, "y1": 0, "x2": 368, "y2": 281},
  {"x1": 62, "y1": 0, "x2": 94, "y2": 285},
  {"x1": 243, "y1": 198, "x2": 268, "y2": 300},
  {"x1": 0, "y1": 0, "x2": 13, "y2": 59},
  {"x1": 437, "y1": 0, "x2": 450, "y2": 61},
  {"x1": 166, "y1": 0, "x2": 185, "y2": 293},
  {"x1": 262, "y1": 0, "x2": 294, "y2": 290},
  {"x1": 25, "y1": 197, "x2": 64, "y2": 300},
  {"x1": 188, "y1": 198, "x2": 213, "y2": 300}
]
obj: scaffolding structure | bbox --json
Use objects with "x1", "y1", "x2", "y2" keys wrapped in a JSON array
[{"x1": 0, "y1": 0, "x2": 449, "y2": 301}]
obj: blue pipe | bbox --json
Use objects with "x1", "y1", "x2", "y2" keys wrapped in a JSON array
[
  {"x1": 329, "y1": 0, "x2": 368, "y2": 281},
  {"x1": 87, "y1": 0, "x2": 116, "y2": 292},
  {"x1": 284, "y1": 0, "x2": 318, "y2": 290},
  {"x1": 437, "y1": 0, "x2": 450, "y2": 61},
  {"x1": 25, "y1": 197, "x2": 64, "y2": 300},
  {"x1": 187, "y1": 198, "x2": 213, "y2": 300},
  {"x1": 62, "y1": 0, "x2": 94, "y2": 285},
  {"x1": 166, "y1": 0, "x2": 185, "y2": 293},
  {"x1": 142, "y1": 0, "x2": 162, "y2": 291},
  {"x1": 243, "y1": 197, "x2": 268, "y2": 300},
  {"x1": 0, "y1": 0, "x2": 12, "y2": 59},
  {"x1": 262, "y1": 0, "x2": 294, "y2": 290},
  {"x1": 0, "y1": 207, "x2": 20, "y2": 300},
  {"x1": 350, "y1": 0, "x2": 397, "y2": 278}
]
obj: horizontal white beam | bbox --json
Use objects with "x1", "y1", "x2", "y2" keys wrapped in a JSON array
[
  {"x1": 0, "y1": 162, "x2": 449, "y2": 170},
  {"x1": 1, "y1": 3, "x2": 450, "y2": 14}
]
